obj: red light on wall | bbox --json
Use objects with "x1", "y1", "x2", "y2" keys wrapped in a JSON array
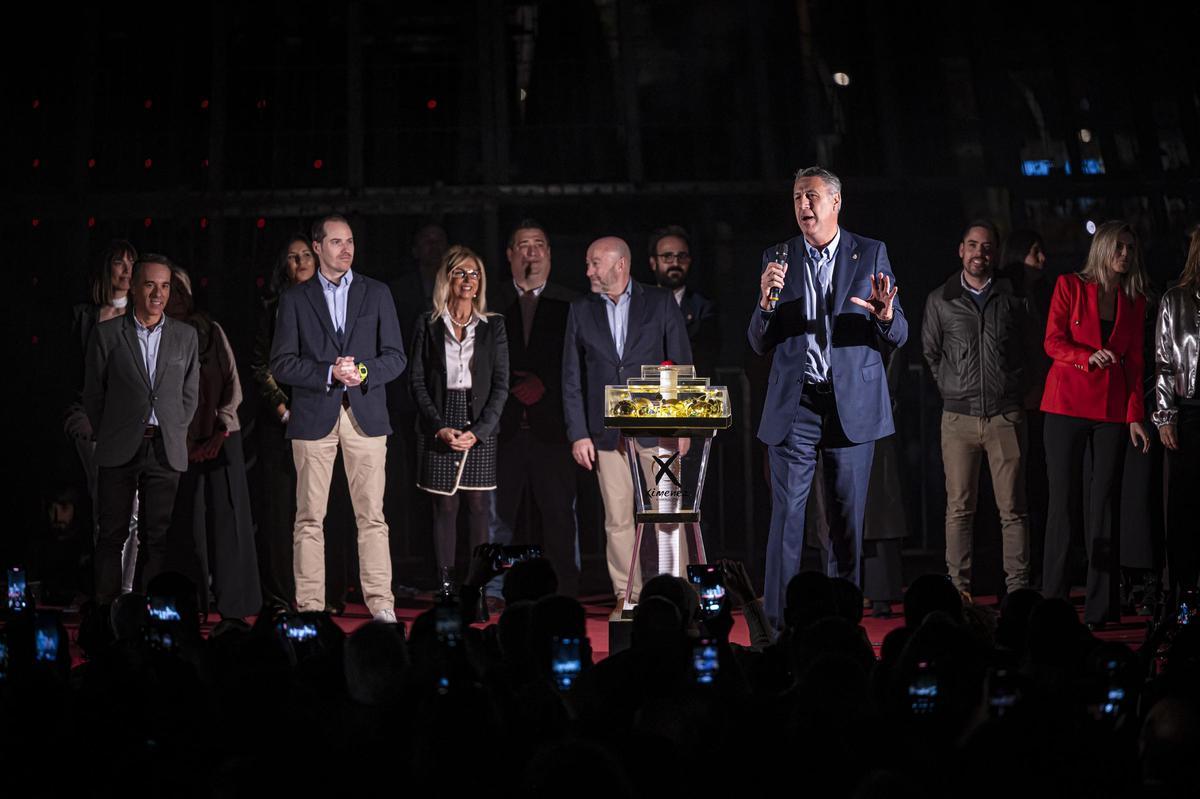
[
  {"x1": 200, "y1": 217, "x2": 208, "y2": 229},
  {"x1": 256, "y1": 99, "x2": 268, "y2": 109},
  {"x1": 255, "y1": 276, "x2": 265, "y2": 289},
  {"x1": 87, "y1": 158, "x2": 96, "y2": 168},
  {"x1": 200, "y1": 98, "x2": 209, "y2": 109},
  {"x1": 31, "y1": 335, "x2": 39, "y2": 345},
  {"x1": 144, "y1": 158, "x2": 153, "y2": 169},
  {"x1": 32, "y1": 99, "x2": 39, "y2": 109},
  {"x1": 201, "y1": 159, "x2": 209, "y2": 168},
  {"x1": 87, "y1": 216, "x2": 96, "y2": 228},
  {"x1": 31, "y1": 218, "x2": 40, "y2": 227},
  {"x1": 426, "y1": 98, "x2": 438, "y2": 110},
  {"x1": 143, "y1": 217, "x2": 153, "y2": 228},
  {"x1": 32, "y1": 158, "x2": 39, "y2": 168},
  {"x1": 313, "y1": 158, "x2": 323, "y2": 169},
  {"x1": 256, "y1": 218, "x2": 266, "y2": 229},
  {"x1": 144, "y1": 98, "x2": 153, "y2": 109},
  {"x1": 200, "y1": 277, "x2": 209, "y2": 288}
]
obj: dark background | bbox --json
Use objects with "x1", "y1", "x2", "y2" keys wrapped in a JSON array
[{"x1": 8, "y1": 0, "x2": 1199, "y2": 594}]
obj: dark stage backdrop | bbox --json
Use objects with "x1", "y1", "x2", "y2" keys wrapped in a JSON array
[{"x1": 8, "y1": 0, "x2": 1198, "y2": 591}]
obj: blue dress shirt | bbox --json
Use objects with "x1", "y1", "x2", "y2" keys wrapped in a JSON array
[
  {"x1": 318, "y1": 268, "x2": 354, "y2": 386},
  {"x1": 602, "y1": 278, "x2": 634, "y2": 359},
  {"x1": 803, "y1": 228, "x2": 841, "y2": 384},
  {"x1": 133, "y1": 313, "x2": 164, "y2": 426}
]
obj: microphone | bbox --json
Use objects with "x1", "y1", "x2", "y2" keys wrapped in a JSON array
[{"x1": 767, "y1": 243, "x2": 788, "y2": 311}]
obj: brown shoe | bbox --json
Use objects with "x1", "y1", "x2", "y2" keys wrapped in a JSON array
[{"x1": 610, "y1": 594, "x2": 629, "y2": 621}]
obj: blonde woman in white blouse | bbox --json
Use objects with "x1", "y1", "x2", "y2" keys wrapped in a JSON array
[{"x1": 409, "y1": 245, "x2": 510, "y2": 581}]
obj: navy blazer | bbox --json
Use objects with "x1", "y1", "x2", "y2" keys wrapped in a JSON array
[
  {"x1": 269, "y1": 272, "x2": 407, "y2": 440},
  {"x1": 408, "y1": 313, "x2": 510, "y2": 439},
  {"x1": 748, "y1": 228, "x2": 908, "y2": 446},
  {"x1": 562, "y1": 281, "x2": 693, "y2": 451}
]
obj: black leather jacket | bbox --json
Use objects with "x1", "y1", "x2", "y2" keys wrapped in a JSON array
[{"x1": 922, "y1": 273, "x2": 1038, "y2": 417}]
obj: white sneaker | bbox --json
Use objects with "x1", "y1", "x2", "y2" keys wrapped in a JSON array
[{"x1": 373, "y1": 608, "x2": 398, "y2": 624}]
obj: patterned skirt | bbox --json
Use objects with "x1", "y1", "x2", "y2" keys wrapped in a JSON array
[{"x1": 416, "y1": 388, "x2": 497, "y2": 495}]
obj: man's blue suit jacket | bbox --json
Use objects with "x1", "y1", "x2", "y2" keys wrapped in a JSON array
[
  {"x1": 748, "y1": 228, "x2": 908, "y2": 446},
  {"x1": 270, "y1": 273, "x2": 407, "y2": 440},
  {"x1": 563, "y1": 281, "x2": 693, "y2": 451}
]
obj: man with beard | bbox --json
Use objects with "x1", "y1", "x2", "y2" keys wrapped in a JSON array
[
  {"x1": 271, "y1": 214, "x2": 407, "y2": 622},
  {"x1": 648, "y1": 225, "x2": 720, "y2": 378},
  {"x1": 922, "y1": 220, "x2": 1036, "y2": 599}
]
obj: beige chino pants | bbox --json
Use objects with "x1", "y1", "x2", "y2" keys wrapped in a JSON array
[
  {"x1": 941, "y1": 409, "x2": 1030, "y2": 593},
  {"x1": 292, "y1": 405, "x2": 393, "y2": 615},
  {"x1": 595, "y1": 436, "x2": 691, "y2": 603}
]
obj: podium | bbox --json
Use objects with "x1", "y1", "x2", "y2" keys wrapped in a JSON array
[{"x1": 604, "y1": 365, "x2": 731, "y2": 640}]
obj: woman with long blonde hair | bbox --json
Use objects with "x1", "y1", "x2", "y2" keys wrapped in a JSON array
[
  {"x1": 1040, "y1": 220, "x2": 1151, "y2": 629},
  {"x1": 409, "y1": 245, "x2": 509, "y2": 581}
]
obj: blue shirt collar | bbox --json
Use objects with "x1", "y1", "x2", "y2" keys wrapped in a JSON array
[
  {"x1": 804, "y1": 227, "x2": 841, "y2": 263},
  {"x1": 318, "y1": 268, "x2": 353, "y2": 291},
  {"x1": 132, "y1": 312, "x2": 165, "y2": 333},
  {"x1": 602, "y1": 277, "x2": 633, "y2": 306}
]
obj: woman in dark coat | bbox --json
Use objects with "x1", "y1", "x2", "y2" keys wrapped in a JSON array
[
  {"x1": 164, "y1": 265, "x2": 261, "y2": 620},
  {"x1": 409, "y1": 245, "x2": 509, "y2": 582},
  {"x1": 249, "y1": 235, "x2": 316, "y2": 610},
  {"x1": 66, "y1": 240, "x2": 139, "y2": 590}
]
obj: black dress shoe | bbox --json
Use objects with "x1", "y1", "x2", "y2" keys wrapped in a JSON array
[{"x1": 1086, "y1": 620, "x2": 1107, "y2": 632}]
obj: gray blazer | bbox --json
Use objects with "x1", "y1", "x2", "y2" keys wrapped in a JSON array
[{"x1": 83, "y1": 313, "x2": 200, "y2": 472}]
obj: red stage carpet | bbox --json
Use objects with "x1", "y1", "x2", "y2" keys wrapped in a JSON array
[{"x1": 45, "y1": 590, "x2": 1149, "y2": 666}]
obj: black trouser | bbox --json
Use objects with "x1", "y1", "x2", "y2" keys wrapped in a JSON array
[
  {"x1": 496, "y1": 429, "x2": 580, "y2": 597},
  {"x1": 1025, "y1": 409, "x2": 1049, "y2": 588},
  {"x1": 432, "y1": 490, "x2": 490, "y2": 578},
  {"x1": 864, "y1": 538, "x2": 903, "y2": 602},
  {"x1": 252, "y1": 417, "x2": 296, "y2": 607},
  {"x1": 1043, "y1": 413, "x2": 1126, "y2": 624},
  {"x1": 1167, "y1": 403, "x2": 1200, "y2": 597},
  {"x1": 169, "y1": 431, "x2": 261, "y2": 618},
  {"x1": 95, "y1": 433, "x2": 181, "y2": 604}
]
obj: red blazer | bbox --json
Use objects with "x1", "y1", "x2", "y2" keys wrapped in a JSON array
[{"x1": 1040, "y1": 274, "x2": 1145, "y2": 423}]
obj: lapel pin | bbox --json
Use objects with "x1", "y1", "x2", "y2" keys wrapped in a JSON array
[{"x1": 852, "y1": 253, "x2": 858, "y2": 260}]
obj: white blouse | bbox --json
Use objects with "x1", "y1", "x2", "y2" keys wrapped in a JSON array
[{"x1": 441, "y1": 308, "x2": 485, "y2": 390}]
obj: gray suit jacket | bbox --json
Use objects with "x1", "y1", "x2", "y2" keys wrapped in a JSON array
[{"x1": 83, "y1": 313, "x2": 200, "y2": 472}]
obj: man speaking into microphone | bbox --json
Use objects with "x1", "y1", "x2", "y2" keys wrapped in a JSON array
[{"x1": 748, "y1": 167, "x2": 907, "y2": 629}]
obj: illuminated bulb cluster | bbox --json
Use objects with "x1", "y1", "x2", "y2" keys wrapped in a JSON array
[{"x1": 610, "y1": 392, "x2": 725, "y2": 418}]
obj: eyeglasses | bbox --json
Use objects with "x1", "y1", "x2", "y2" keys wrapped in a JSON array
[
  {"x1": 654, "y1": 251, "x2": 691, "y2": 263},
  {"x1": 450, "y1": 268, "x2": 481, "y2": 280}
]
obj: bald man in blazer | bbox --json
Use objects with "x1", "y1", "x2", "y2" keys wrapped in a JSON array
[{"x1": 562, "y1": 236, "x2": 692, "y2": 607}]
